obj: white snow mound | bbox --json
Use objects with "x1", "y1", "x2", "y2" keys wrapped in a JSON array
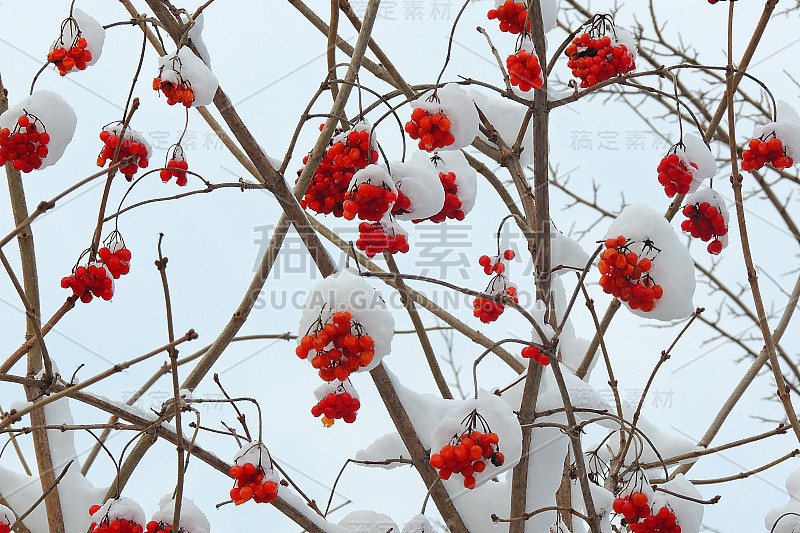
[
  {"x1": 411, "y1": 83, "x2": 479, "y2": 151},
  {"x1": 297, "y1": 268, "x2": 395, "y2": 372},
  {"x1": 389, "y1": 151, "x2": 445, "y2": 220},
  {"x1": 49, "y1": 8, "x2": 105, "y2": 67},
  {"x1": 150, "y1": 496, "x2": 210, "y2": 533},
  {"x1": 158, "y1": 47, "x2": 219, "y2": 107}
]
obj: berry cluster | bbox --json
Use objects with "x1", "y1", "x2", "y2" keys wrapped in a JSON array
[
  {"x1": 97, "y1": 129, "x2": 149, "y2": 180},
  {"x1": 478, "y1": 249, "x2": 515, "y2": 275},
  {"x1": 507, "y1": 49, "x2": 544, "y2": 92},
  {"x1": 343, "y1": 182, "x2": 397, "y2": 221},
  {"x1": 429, "y1": 427, "x2": 503, "y2": 490},
  {"x1": 487, "y1": 1, "x2": 530, "y2": 34},
  {"x1": 521, "y1": 345, "x2": 550, "y2": 365},
  {"x1": 473, "y1": 283, "x2": 517, "y2": 323},
  {"x1": 300, "y1": 129, "x2": 378, "y2": 216},
  {"x1": 296, "y1": 311, "x2": 375, "y2": 382},
  {"x1": 405, "y1": 108, "x2": 455, "y2": 152},
  {"x1": 629, "y1": 506, "x2": 680, "y2": 533},
  {"x1": 390, "y1": 191, "x2": 412, "y2": 217},
  {"x1": 657, "y1": 153, "x2": 698, "y2": 197},
  {"x1": 229, "y1": 462, "x2": 279, "y2": 505},
  {"x1": 153, "y1": 77, "x2": 195, "y2": 107},
  {"x1": 356, "y1": 221, "x2": 409, "y2": 258},
  {"x1": 598, "y1": 236, "x2": 663, "y2": 312},
  {"x1": 0, "y1": 114, "x2": 51, "y2": 173},
  {"x1": 61, "y1": 263, "x2": 114, "y2": 303},
  {"x1": 98, "y1": 246, "x2": 132, "y2": 279},
  {"x1": 161, "y1": 159, "x2": 189, "y2": 186},
  {"x1": 144, "y1": 523, "x2": 170, "y2": 533},
  {"x1": 612, "y1": 492, "x2": 651, "y2": 525},
  {"x1": 565, "y1": 33, "x2": 635, "y2": 88},
  {"x1": 88, "y1": 506, "x2": 143, "y2": 533},
  {"x1": 48, "y1": 37, "x2": 92, "y2": 76},
  {"x1": 311, "y1": 387, "x2": 361, "y2": 427},
  {"x1": 741, "y1": 136, "x2": 794, "y2": 171},
  {"x1": 681, "y1": 202, "x2": 727, "y2": 255}
]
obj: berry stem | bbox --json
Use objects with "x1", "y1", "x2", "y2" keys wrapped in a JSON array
[{"x1": 723, "y1": 1, "x2": 800, "y2": 448}]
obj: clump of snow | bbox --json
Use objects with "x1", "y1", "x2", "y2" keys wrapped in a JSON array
[
  {"x1": 0, "y1": 503, "x2": 14, "y2": 526},
  {"x1": 428, "y1": 392, "x2": 523, "y2": 489},
  {"x1": 102, "y1": 122, "x2": 153, "y2": 162},
  {"x1": 50, "y1": 8, "x2": 105, "y2": 67},
  {"x1": 350, "y1": 164, "x2": 397, "y2": 194},
  {"x1": 551, "y1": 222, "x2": 591, "y2": 274},
  {"x1": 753, "y1": 100, "x2": 800, "y2": 161},
  {"x1": 682, "y1": 133, "x2": 716, "y2": 184},
  {"x1": 338, "y1": 510, "x2": 398, "y2": 532},
  {"x1": 314, "y1": 379, "x2": 359, "y2": 402},
  {"x1": 354, "y1": 432, "x2": 410, "y2": 468},
  {"x1": 0, "y1": 396, "x2": 107, "y2": 532},
  {"x1": 595, "y1": 399, "x2": 701, "y2": 469},
  {"x1": 389, "y1": 151, "x2": 444, "y2": 220},
  {"x1": 402, "y1": 514, "x2": 434, "y2": 533},
  {"x1": 766, "y1": 466, "x2": 800, "y2": 533},
  {"x1": 297, "y1": 268, "x2": 395, "y2": 372},
  {"x1": 603, "y1": 203, "x2": 696, "y2": 320},
  {"x1": 431, "y1": 150, "x2": 477, "y2": 216},
  {"x1": 233, "y1": 441, "x2": 271, "y2": 468},
  {"x1": 683, "y1": 187, "x2": 730, "y2": 251},
  {"x1": 158, "y1": 47, "x2": 219, "y2": 107},
  {"x1": 411, "y1": 83, "x2": 479, "y2": 150},
  {"x1": 651, "y1": 475, "x2": 703, "y2": 533},
  {"x1": 0, "y1": 90, "x2": 77, "y2": 170},
  {"x1": 468, "y1": 88, "x2": 534, "y2": 166},
  {"x1": 179, "y1": 12, "x2": 211, "y2": 67},
  {"x1": 149, "y1": 496, "x2": 209, "y2": 533},
  {"x1": 92, "y1": 497, "x2": 146, "y2": 528},
  {"x1": 613, "y1": 27, "x2": 638, "y2": 64}
]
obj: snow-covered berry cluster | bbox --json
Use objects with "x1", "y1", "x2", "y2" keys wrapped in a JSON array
[
  {"x1": 311, "y1": 380, "x2": 361, "y2": 427},
  {"x1": 429, "y1": 411, "x2": 504, "y2": 490},
  {"x1": 88, "y1": 498, "x2": 146, "y2": 533},
  {"x1": 229, "y1": 462, "x2": 279, "y2": 505},
  {"x1": 342, "y1": 166, "x2": 397, "y2": 221},
  {"x1": 49, "y1": 37, "x2": 93, "y2": 76},
  {"x1": 599, "y1": 236, "x2": 663, "y2": 312},
  {"x1": 487, "y1": 1, "x2": 530, "y2": 34},
  {"x1": 229, "y1": 443, "x2": 280, "y2": 505},
  {"x1": 153, "y1": 76, "x2": 195, "y2": 107},
  {"x1": 564, "y1": 19, "x2": 636, "y2": 88},
  {"x1": 97, "y1": 124, "x2": 151, "y2": 180},
  {"x1": 0, "y1": 114, "x2": 51, "y2": 173},
  {"x1": 296, "y1": 311, "x2": 376, "y2": 382},
  {"x1": 89, "y1": 510, "x2": 143, "y2": 533}
]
